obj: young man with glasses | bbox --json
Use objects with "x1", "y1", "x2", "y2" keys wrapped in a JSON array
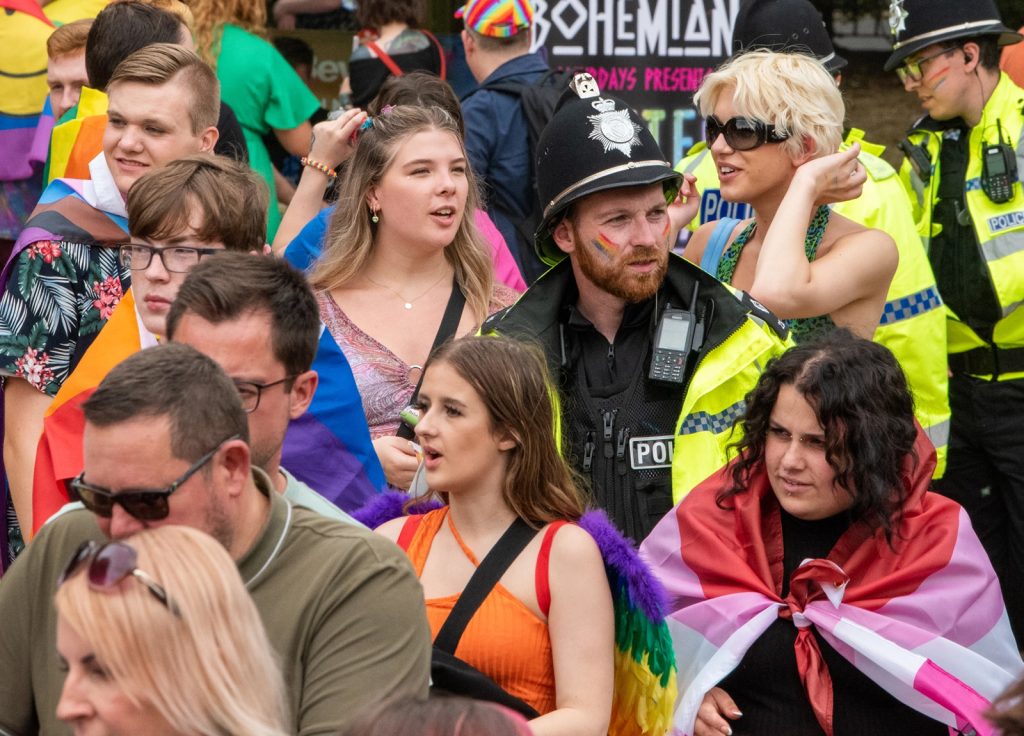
[
  {"x1": 482, "y1": 73, "x2": 790, "y2": 543},
  {"x1": 0, "y1": 343, "x2": 432, "y2": 735},
  {"x1": 888, "y1": 0, "x2": 1024, "y2": 645}
]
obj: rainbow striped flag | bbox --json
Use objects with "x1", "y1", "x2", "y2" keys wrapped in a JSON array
[
  {"x1": 33, "y1": 291, "x2": 141, "y2": 533},
  {"x1": 281, "y1": 325, "x2": 385, "y2": 510},
  {"x1": 641, "y1": 431, "x2": 1023, "y2": 736}
]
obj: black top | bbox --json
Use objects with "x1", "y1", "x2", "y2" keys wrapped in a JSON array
[
  {"x1": 718, "y1": 509, "x2": 948, "y2": 736},
  {"x1": 348, "y1": 42, "x2": 442, "y2": 109},
  {"x1": 563, "y1": 296, "x2": 656, "y2": 394}
]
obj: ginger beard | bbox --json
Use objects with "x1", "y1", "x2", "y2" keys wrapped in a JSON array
[{"x1": 570, "y1": 224, "x2": 668, "y2": 303}]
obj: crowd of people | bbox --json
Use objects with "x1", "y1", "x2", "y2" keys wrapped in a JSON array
[{"x1": 3, "y1": 0, "x2": 1024, "y2": 734}]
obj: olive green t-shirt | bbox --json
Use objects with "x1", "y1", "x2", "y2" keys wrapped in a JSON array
[{"x1": 0, "y1": 469, "x2": 431, "y2": 734}]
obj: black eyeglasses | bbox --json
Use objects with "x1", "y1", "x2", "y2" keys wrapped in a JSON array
[
  {"x1": 233, "y1": 376, "x2": 297, "y2": 413},
  {"x1": 705, "y1": 115, "x2": 789, "y2": 151},
  {"x1": 117, "y1": 243, "x2": 223, "y2": 273},
  {"x1": 895, "y1": 47, "x2": 958, "y2": 84},
  {"x1": 58, "y1": 540, "x2": 182, "y2": 617},
  {"x1": 66, "y1": 434, "x2": 240, "y2": 521}
]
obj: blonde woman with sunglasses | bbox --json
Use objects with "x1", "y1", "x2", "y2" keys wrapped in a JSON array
[
  {"x1": 682, "y1": 51, "x2": 898, "y2": 342},
  {"x1": 54, "y1": 526, "x2": 289, "y2": 736}
]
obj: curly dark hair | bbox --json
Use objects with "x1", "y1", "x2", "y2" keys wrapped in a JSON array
[{"x1": 720, "y1": 329, "x2": 918, "y2": 541}]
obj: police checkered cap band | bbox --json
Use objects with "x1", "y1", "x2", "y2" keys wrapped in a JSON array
[{"x1": 455, "y1": 0, "x2": 533, "y2": 37}]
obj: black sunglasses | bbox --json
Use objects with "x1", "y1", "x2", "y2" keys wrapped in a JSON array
[
  {"x1": 705, "y1": 115, "x2": 789, "y2": 151},
  {"x1": 66, "y1": 434, "x2": 240, "y2": 522},
  {"x1": 58, "y1": 540, "x2": 182, "y2": 617}
]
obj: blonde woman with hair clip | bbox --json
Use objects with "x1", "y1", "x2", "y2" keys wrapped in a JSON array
[
  {"x1": 681, "y1": 50, "x2": 898, "y2": 342},
  {"x1": 310, "y1": 104, "x2": 517, "y2": 490},
  {"x1": 54, "y1": 525, "x2": 289, "y2": 735}
]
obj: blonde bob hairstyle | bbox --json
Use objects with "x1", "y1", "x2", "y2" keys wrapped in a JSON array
[
  {"x1": 694, "y1": 50, "x2": 845, "y2": 159},
  {"x1": 54, "y1": 526, "x2": 289, "y2": 736},
  {"x1": 311, "y1": 105, "x2": 494, "y2": 325}
]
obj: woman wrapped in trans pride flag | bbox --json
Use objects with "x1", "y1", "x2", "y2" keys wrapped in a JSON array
[{"x1": 642, "y1": 329, "x2": 1023, "y2": 736}]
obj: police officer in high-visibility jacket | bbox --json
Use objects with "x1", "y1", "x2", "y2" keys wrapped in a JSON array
[
  {"x1": 889, "y1": 0, "x2": 1024, "y2": 642},
  {"x1": 676, "y1": 0, "x2": 950, "y2": 476},
  {"x1": 483, "y1": 73, "x2": 790, "y2": 543}
]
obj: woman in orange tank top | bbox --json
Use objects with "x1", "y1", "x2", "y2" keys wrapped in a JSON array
[{"x1": 376, "y1": 336, "x2": 614, "y2": 736}]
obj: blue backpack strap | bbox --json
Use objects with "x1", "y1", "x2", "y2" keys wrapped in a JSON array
[{"x1": 699, "y1": 217, "x2": 740, "y2": 277}]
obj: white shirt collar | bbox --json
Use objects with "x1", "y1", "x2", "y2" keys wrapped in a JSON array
[{"x1": 86, "y1": 153, "x2": 128, "y2": 219}]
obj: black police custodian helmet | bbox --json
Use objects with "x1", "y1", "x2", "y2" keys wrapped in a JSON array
[
  {"x1": 884, "y1": 0, "x2": 1021, "y2": 71},
  {"x1": 535, "y1": 73, "x2": 681, "y2": 266},
  {"x1": 734, "y1": 0, "x2": 847, "y2": 74}
]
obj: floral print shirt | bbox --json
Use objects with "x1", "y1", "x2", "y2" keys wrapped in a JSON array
[{"x1": 0, "y1": 240, "x2": 129, "y2": 397}]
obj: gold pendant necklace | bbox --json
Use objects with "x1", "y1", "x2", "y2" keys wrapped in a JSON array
[{"x1": 364, "y1": 269, "x2": 450, "y2": 310}]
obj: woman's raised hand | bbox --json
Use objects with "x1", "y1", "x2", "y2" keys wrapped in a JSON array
[
  {"x1": 309, "y1": 108, "x2": 368, "y2": 170},
  {"x1": 792, "y1": 142, "x2": 866, "y2": 207},
  {"x1": 668, "y1": 172, "x2": 700, "y2": 245},
  {"x1": 694, "y1": 687, "x2": 742, "y2": 736}
]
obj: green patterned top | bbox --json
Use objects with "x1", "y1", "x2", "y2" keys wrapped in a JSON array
[{"x1": 717, "y1": 205, "x2": 835, "y2": 343}]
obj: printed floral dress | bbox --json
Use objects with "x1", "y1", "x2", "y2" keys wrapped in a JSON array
[{"x1": 0, "y1": 239, "x2": 129, "y2": 397}]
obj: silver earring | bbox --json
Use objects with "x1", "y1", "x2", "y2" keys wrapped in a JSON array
[{"x1": 370, "y1": 207, "x2": 379, "y2": 224}]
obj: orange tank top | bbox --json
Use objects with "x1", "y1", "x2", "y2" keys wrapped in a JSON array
[{"x1": 399, "y1": 508, "x2": 564, "y2": 716}]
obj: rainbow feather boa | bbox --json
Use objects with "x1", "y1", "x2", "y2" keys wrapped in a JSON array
[{"x1": 355, "y1": 492, "x2": 677, "y2": 735}]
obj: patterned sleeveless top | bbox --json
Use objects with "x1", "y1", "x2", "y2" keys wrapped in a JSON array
[{"x1": 717, "y1": 205, "x2": 835, "y2": 343}]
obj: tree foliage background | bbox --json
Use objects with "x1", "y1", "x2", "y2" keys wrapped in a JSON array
[{"x1": 816, "y1": 0, "x2": 1024, "y2": 35}]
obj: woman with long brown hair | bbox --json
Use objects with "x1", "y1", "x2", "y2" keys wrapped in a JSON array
[
  {"x1": 309, "y1": 105, "x2": 517, "y2": 489},
  {"x1": 376, "y1": 336, "x2": 614, "y2": 735}
]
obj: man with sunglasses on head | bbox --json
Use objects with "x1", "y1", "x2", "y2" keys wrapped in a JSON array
[
  {"x1": 0, "y1": 342, "x2": 431, "y2": 735},
  {"x1": 889, "y1": 0, "x2": 1024, "y2": 645},
  {"x1": 675, "y1": 0, "x2": 950, "y2": 479},
  {"x1": 482, "y1": 73, "x2": 790, "y2": 543}
]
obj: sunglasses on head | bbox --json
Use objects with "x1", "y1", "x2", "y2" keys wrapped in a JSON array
[
  {"x1": 66, "y1": 434, "x2": 240, "y2": 522},
  {"x1": 58, "y1": 540, "x2": 181, "y2": 617},
  {"x1": 705, "y1": 115, "x2": 789, "y2": 151}
]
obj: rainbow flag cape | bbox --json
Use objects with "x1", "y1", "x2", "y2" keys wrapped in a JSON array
[
  {"x1": 355, "y1": 492, "x2": 676, "y2": 734},
  {"x1": 45, "y1": 87, "x2": 108, "y2": 184},
  {"x1": 33, "y1": 291, "x2": 141, "y2": 533},
  {"x1": 281, "y1": 325, "x2": 385, "y2": 510},
  {"x1": 641, "y1": 431, "x2": 1023, "y2": 736}
]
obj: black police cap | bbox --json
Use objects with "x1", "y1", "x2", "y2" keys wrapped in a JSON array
[
  {"x1": 885, "y1": 0, "x2": 1021, "y2": 71},
  {"x1": 734, "y1": 0, "x2": 847, "y2": 74},
  {"x1": 534, "y1": 73, "x2": 681, "y2": 266}
]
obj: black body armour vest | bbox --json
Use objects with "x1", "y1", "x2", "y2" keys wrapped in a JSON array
[{"x1": 561, "y1": 349, "x2": 685, "y2": 543}]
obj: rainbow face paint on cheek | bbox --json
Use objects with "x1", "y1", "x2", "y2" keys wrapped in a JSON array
[
  {"x1": 661, "y1": 219, "x2": 671, "y2": 241},
  {"x1": 924, "y1": 64, "x2": 951, "y2": 90},
  {"x1": 592, "y1": 232, "x2": 621, "y2": 260}
]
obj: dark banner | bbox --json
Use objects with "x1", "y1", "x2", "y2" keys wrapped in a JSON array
[{"x1": 532, "y1": 0, "x2": 740, "y2": 163}]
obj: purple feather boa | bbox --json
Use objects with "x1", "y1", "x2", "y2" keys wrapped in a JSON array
[
  {"x1": 352, "y1": 490, "x2": 442, "y2": 529},
  {"x1": 578, "y1": 508, "x2": 668, "y2": 622}
]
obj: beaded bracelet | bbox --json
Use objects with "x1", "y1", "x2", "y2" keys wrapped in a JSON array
[{"x1": 300, "y1": 157, "x2": 337, "y2": 179}]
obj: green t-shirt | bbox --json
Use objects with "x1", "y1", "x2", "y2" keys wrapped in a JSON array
[{"x1": 214, "y1": 24, "x2": 320, "y2": 240}]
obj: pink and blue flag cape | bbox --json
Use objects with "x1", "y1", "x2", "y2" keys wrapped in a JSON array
[
  {"x1": 281, "y1": 325, "x2": 385, "y2": 510},
  {"x1": 641, "y1": 431, "x2": 1023, "y2": 736}
]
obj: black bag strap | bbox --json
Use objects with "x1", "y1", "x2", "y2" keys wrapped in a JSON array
[
  {"x1": 396, "y1": 279, "x2": 465, "y2": 440},
  {"x1": 433, "y1": 518, "x2": 537, "y2": 654}
]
